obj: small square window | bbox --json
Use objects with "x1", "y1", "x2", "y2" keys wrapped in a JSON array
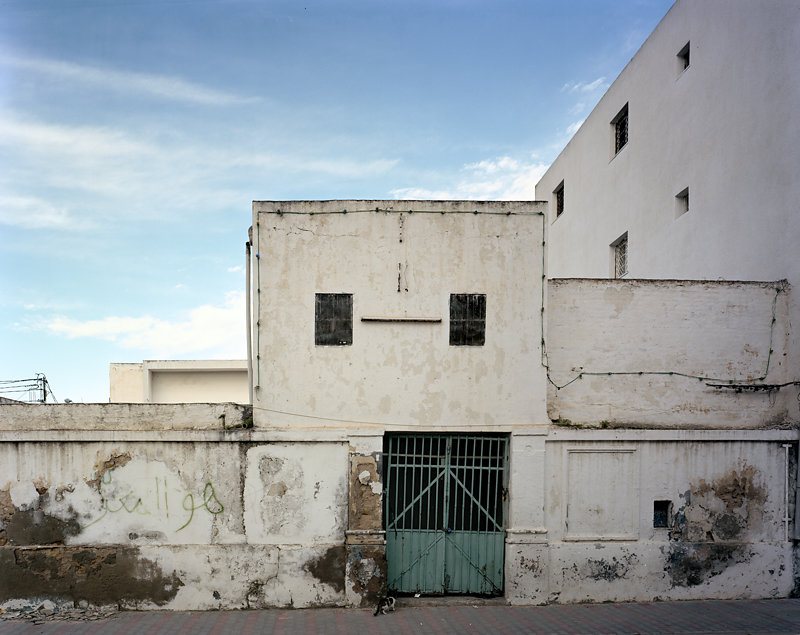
[
  {"x1": 315, "y1": 293, "x2": 352, "y2": 346},
  {"x1": 554, "y1": 180, "x2": 565, "y2": 218},
  {"x1": 677, "y1": 41, "x2": 690, "y2": 73},
  {"x1": 676, "y1": 187, "x2": 689, "y2": 218},
  {"x1": 611, "y1": 232, "x2": 628, "y2": 278},
  {"x1": 653, "y1": 500, "x2": 671, "y2": 528},
  {"x1": 612, "y1": 103, "x2": 629, "y2": 155},
  {"x1": 450, "y1": 293, "x2": 486, "y2": 346}
]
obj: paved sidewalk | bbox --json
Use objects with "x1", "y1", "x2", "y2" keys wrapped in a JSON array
[{"x1": 2, "y1": 599, "x2": 800, "y2": 634}]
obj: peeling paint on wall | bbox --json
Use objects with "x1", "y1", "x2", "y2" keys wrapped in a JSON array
[
  {"x1": 670, "y1": 464, "x2": 767, "y2": 543},
  {"x1": 346, "y1": 545, "x2": 386, "y2": 605}
]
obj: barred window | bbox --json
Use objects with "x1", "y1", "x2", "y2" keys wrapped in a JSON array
[
  {"x1": 554, "y1": 180, "x2": 565, "y2": 217},
  {"x1": 450, "y1": 294, "x2": 486, "y2": 346},
  {"x1": 612, "y1": 233, "x2": 628, "y2": 278},
  {"x1": 315, "y1": 293, "x2": 352, "y2": 345},
  {"x1": 612, "y1": 103, "x2": 629, "y2": 154}
]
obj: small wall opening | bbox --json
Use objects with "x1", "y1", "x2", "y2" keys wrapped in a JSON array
[
  {"x1": 677, "y1": 41, "x2": 690, "y2": 74},
  {"x1": 676, "y1": 187, "x2": 689, "y2": 218},
  {"x1": 653, "y1": 500, "x2": 671, "y2": 528}
]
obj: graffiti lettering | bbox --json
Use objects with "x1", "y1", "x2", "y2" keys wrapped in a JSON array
[
  {"x1": 176, "y1": 483, "x2": 225, "y2": 531},
  {"x1": 84, "y1": 474, "x2": 224, "y2": 532}
]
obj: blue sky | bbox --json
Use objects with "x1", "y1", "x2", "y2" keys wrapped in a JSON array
[{"x1": 0, "y1": 0, "x2": 673, "y2": 402}]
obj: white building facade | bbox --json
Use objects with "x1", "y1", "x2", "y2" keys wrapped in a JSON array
[{"x1": 535, "y1": 0, "x2": 800, "y2": 420}]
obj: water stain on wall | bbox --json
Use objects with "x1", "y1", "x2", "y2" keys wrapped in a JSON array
[
  {"x1": 0, "y1": 547, "x2": 183, "y2": 606},
  {"x1": 665, "y1": 463, "x2": 766, "y2": 587},
  {"x1": 305, "y1": 545, "x2": 345, "y2": 593}
]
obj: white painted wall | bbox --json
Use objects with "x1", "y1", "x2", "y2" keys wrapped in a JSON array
[
  {"x1": 547, "y1": 279, "x2": 792, "y2": 427},
  {"x1": 527, "y1": 430, "x2": 794, "y2": 604},
  {"x1": 251, "y1": 201, "x2": 549, "y2": 430},
  {"x1": 535, "y1": 0, "x2": 800, "y2": 419},
  {"x1": 109, "y1": 360, "x2": 248, "y2": 404}
]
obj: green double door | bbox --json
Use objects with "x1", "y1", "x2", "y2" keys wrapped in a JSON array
[{"x1": 384, "y1": 434, "x2": 508, "y2": 595}]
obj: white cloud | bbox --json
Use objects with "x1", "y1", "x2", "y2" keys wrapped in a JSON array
[
  {"x1": 44, "y1": 291, "x2": 246, "y2": 358},
  {"x1": 562, "y1": 77, "x2": 609, "y2": 94},
  {"x1": 0, "y1": 195, "x2": 91, "y2": 230},
  {"x1": 1, "y1": 52, "x2": 258, "y2": 106},
  {"x1": 566, "y1": 119, "x2": 585, "y2": 136},
  {"x1": 227, "y1": 266, "x2": 245, "y2": 273},
  {"x1": 391, "y1": 156, "x2": 548, "y2": 201},
  {"x1": 0, "y1": 109, "x2": 399, "y2": 228}
]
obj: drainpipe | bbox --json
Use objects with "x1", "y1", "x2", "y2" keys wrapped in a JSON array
[
  {"x1": 246, "y1": 230, "x2": 253, "y2": 405},
  {"x1": 783, "y1": 443, "x2": 792, "y2": 542}
]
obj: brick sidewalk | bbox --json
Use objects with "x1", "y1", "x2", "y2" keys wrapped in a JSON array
[{"x1": 2, "y1": 599, "x2": 800, "y2": 634}]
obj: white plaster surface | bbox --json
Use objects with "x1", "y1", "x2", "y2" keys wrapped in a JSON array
[
  {"x1": 243, "y1": 443, "x2": 348, "y2": 544},
  {"x1": 252, "y1": 201, "x2": 548, "y2": 430},
  {"x1": 547, "y1": 279, "x2": 791, "y2": 427},
  {"x1": 535, "y1": 0, "x2": 800, "y2": 421}
]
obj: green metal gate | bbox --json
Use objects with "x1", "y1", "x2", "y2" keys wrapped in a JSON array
[{"x1": 384, "y1": 434, "x2": 508, "y2": 595}]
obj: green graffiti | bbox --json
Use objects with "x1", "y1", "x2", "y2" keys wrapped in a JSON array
[
  {"x1": 176, "y1": 482, "x2": 225, "y2": 532},
  {"x1": 82, "y1": 473, "x2": 223, "y2": 532}
]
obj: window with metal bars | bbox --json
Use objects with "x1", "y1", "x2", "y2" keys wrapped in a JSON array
[
  {"x1": 612, "y1": 103, "x2": 629, "y2": 154},
  {"x1": 449, "y1": 293, "x2": 486, "y2": 346},
  {"x1": 612, "y1": 233, "x2": 628, "y2": 278},
  {"x1": 554, "y1": 180, "x2": 565, "y2": 217},
  {"x1": 314, "y1": 293, "x2": 353, "y2": 345}
]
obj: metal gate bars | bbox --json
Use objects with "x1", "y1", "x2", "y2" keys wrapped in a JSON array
[{"x1": 384, "y1": 434, "x2": 508, "y2": 595}]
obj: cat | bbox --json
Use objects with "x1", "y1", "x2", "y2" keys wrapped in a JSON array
[{"x1": 373, "y1": 595, "x2": 396, "y2": 616}]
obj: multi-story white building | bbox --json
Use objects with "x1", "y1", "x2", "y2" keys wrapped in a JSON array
[{"x1": 535, "y1": 0, "x2": 800, "y2": 420}]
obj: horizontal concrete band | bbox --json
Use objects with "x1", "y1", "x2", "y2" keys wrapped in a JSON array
[{"x1": 0, "y1": 428, "x2": 795, "y2": 443}]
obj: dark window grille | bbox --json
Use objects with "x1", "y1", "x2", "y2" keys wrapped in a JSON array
[
  {"x1": 613, "y1": 104, "x2": 629, "y2": 154},
  {"x1": 315, "y1": 293, "x2": 353, "y2": 345},
  {"x1": 614, "y1": 236, "x2": 628, "y2": 278},
  {"x1": 450, "y1": 293, "x2": 486, "y2": 346},
  {"x1": 555, "y1": 181, "x2": 565, "y2": 217}
]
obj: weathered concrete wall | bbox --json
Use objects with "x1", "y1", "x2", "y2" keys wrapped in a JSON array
[
  {"x1": 251, "y1": 201, "x2": 548, "y2": 430},
  {"x1": 506, "y1": 429, "x2": 797, "y2": 605},
  {"x1": 0, "y1": 405, "x2": 356, "y2": 611},
  {"x1": 0, "y1": 403, "x2": 251, "y2": 432},
  {"x1": 1, "y1": 405, "x2": 796, "y2": 609},
  {"x1": 547, "y1": 279, "x2": 792, "y2": 427}
]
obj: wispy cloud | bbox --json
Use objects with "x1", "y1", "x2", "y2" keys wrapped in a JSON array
[
  {"x1": 562, "y1": 77, "x2": 609, "y2": 94},
  {"x1": 391, "y1": 156, "x2": 548, "y2": 201},
  {"x1": 566, "y1": 119, "x2": 585, "y2": 136},
  {"x1": 44, "y1": 291, "x2": 246, "y2": 358},
  {"x1": 0, "y1": 111, "x2": 402, "y2": 227},
  {"x1": 0, "y1": 195, "x2": 91, "y2": 230},
  {"x1": 1, "y1": 52, "x2": 258, "y2": 106}
]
